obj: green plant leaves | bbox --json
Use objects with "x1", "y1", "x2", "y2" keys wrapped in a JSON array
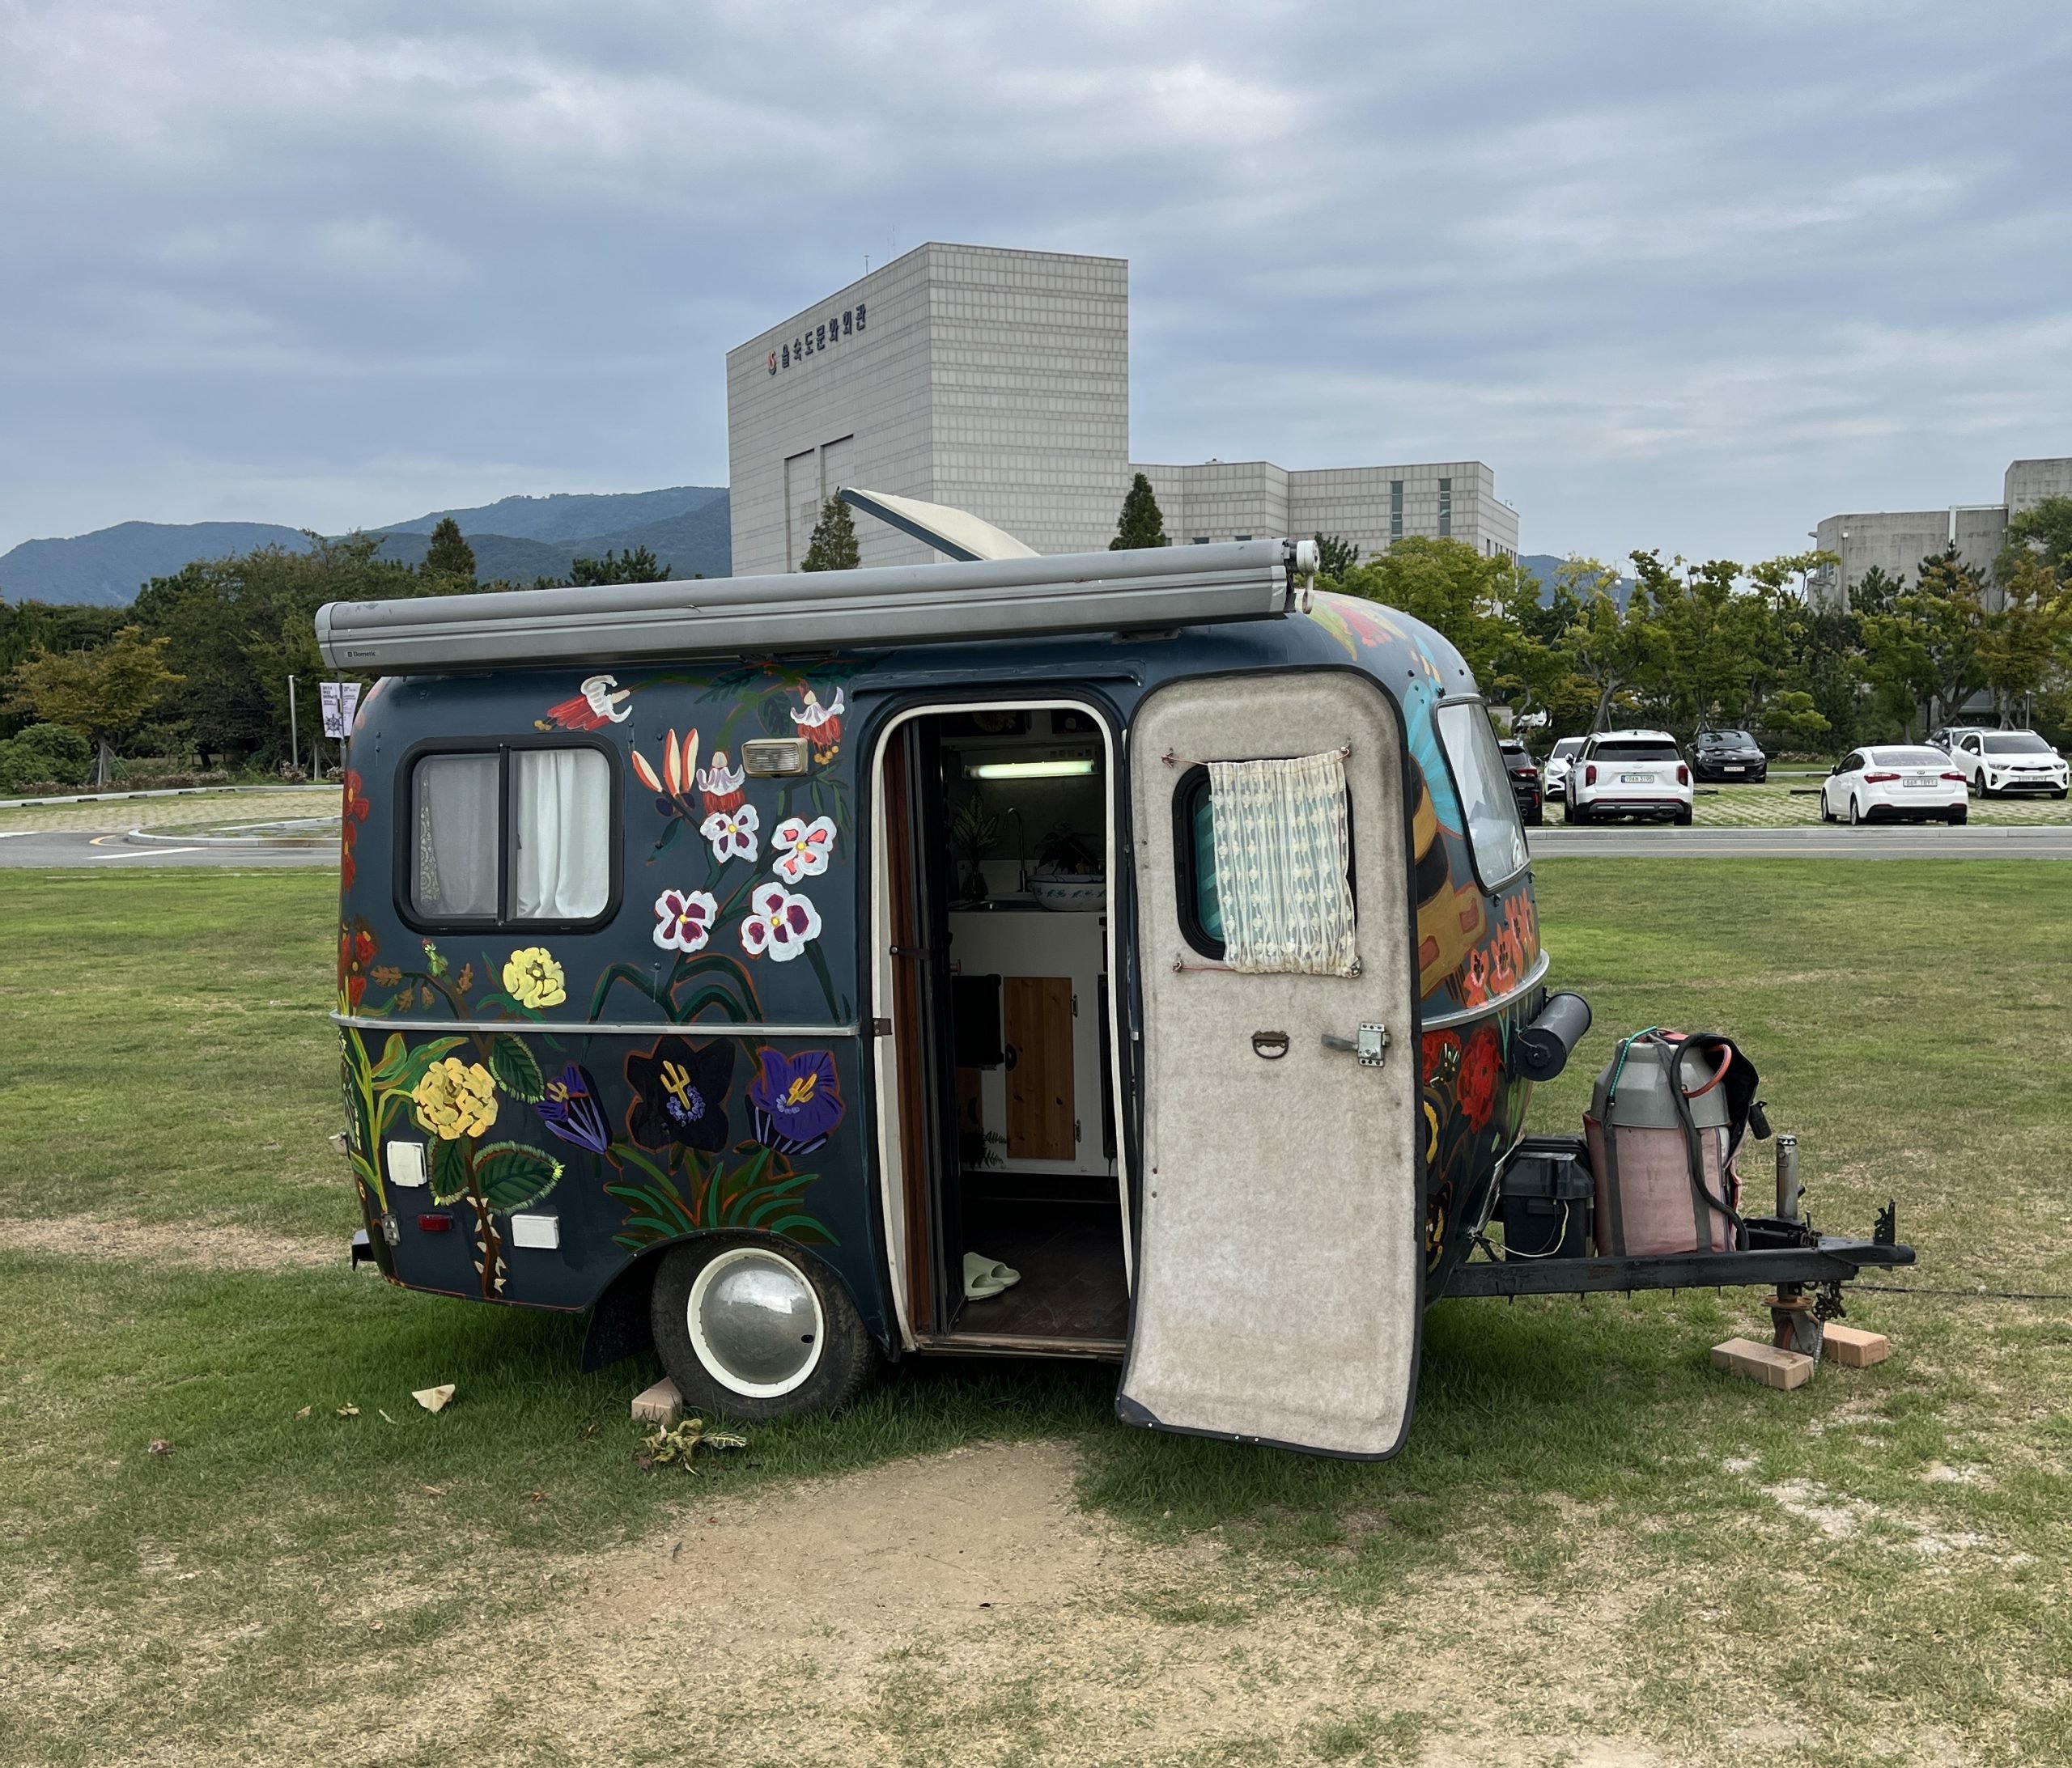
[
  {"x1": 427, "y1": 1136, "x2": 470, "y2": 1205},
  {"x1": 487, "y1": 1032, "x2": 544, "y2": 1103},
  {"x1": 473, "y1": 1141, "x2": 563, "y2": 1213}
]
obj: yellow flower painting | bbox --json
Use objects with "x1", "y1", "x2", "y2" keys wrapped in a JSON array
[
  {"x1": 412, "y1": 1058, "x2": 499, "y2": 1140},
  {"x1": 502, "y1": 947, "x2": 567, "y2": 1010}
]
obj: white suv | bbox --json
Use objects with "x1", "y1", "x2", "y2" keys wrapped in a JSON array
[
  {"x1": 1563, "y1": 729, "x2": 1694, "y2": 825},
  {"x1": 1541, "y1": 736, "x2": 1585, "y2": 803},
  {"x1": 1947, "y1": 729, "x2": 2070, "y2": 799}
]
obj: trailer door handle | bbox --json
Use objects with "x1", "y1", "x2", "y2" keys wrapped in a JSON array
[{"x1": 1322, "y1": 1024, "x2": 1390, "y2": 1067}]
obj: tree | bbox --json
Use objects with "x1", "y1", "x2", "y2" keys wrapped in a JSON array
[
  {"x1": 1313, "y1": 533, "x2": 1360, "y2": 582},
  {"x1": 1977, "y1": 551, "x2": 2070, "y2": 725},
  {"x1": 798, "y1": 501, "x2": 859, "y2": 573},
  {"x1": 130, "y1": 533, "x2": 430, "y2": 769},
  {"x1": 1110, "y1": 473, "x2": 1169, "y2": 550},
  {"x1": 5, "y1": 626, "x2": 182, "y2": 785},
  {"x1": 1849, "y1": 564, "x2": 1904, "y2": 617},
  {"x1": 422, "y1": 517, "x2": 476, "y2": 582},
  {"x1": 569, "y1": 546, "x2": 674, "y2": 586},
  {"x1": 1556, "y1": 566, "x2": 1655, "y2": 732},
  {"x1": 1999, "y1": 494, "x2": 2072, "y2": 587}
]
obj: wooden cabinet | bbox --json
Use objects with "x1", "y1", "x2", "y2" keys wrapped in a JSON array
[{"x1": 1004, "y1": 976, "x2": 1074, "y2": 1160}]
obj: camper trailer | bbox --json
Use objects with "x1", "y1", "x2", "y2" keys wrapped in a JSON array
[{"x1": 319, "y1": 497, "x2": 1911, "y2": 1460}]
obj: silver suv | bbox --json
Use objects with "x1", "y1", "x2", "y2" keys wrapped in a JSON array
[{"x1": 1563, "y1": 729, "x2": 1694, "y2": 825}]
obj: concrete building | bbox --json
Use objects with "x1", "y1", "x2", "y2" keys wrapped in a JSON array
[
  {"x1": 1811, "y1": 456, "x2": 2070, "y2": 609},
  {"x1": 725, "y1": 243, "x2": 1517, "y2": 575}
]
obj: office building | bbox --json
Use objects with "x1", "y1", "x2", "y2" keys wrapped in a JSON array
[{"x1": 725, "y1": 244, "x2": 1518, "y2": 575}]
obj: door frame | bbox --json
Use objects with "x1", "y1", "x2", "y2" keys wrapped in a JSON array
[{"x1": 866, "y1": 695, "x2": 1132, "y2": 1352}]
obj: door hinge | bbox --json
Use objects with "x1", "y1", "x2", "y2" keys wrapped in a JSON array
[
  {"x1": 870, "y1": 1016, "x2": 893, "y2": 1037},
  {"x1": 1074, "y1": 1118, "x2": 1082, "y2": 1143},
  {"x1": 1072, "y1": 993, "x2": 1079, "y2": 1017}
]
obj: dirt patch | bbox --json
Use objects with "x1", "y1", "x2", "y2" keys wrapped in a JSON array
[
  {"x1": 0, "y1": 1212, "x2": 337, "y2": 1273},
  {"x1": 213, "y1": 1441, "x2": 1705, "y2": 1768}
]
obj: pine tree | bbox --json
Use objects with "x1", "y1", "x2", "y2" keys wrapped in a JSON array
[
  {"x1": 1110, "y1": 473, "x2": 1170, "y2": 550},
  {"x1": 801, "y1": 497, "x2": 860, "y2": 572},
  {"x1": 423, "y1": 517, "x2": 476, "y2": 582}
]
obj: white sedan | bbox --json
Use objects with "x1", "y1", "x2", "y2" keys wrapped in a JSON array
[{"x1": 1819, "y1": 746, "x2": 1968, "y2": 825}]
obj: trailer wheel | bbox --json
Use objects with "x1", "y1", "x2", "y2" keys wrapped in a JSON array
[{"x1": 650, "y1": 1235, "x2": 877, "y2": 1421}]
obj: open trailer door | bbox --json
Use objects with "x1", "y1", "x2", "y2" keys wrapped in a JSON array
[{"x1": 1121, "y1": 670, "x2": 1421, "y2": 1457}]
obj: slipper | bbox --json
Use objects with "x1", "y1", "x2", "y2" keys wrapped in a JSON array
[{"x1": 962, "y1": 1252, "x2": 1022, "y2": 1300}]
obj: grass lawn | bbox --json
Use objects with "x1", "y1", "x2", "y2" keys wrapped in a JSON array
[{"x1": 3, "y1": 863, "x2": 2070, "y2": 1766}]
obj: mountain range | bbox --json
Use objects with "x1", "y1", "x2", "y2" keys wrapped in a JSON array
[{"x1": 0, "y1": 487, "x2": 732, "y2": 606}]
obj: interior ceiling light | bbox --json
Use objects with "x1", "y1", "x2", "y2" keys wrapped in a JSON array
[{"x1": 963, "y1": 759, "x2": 1099, "y2": 780}]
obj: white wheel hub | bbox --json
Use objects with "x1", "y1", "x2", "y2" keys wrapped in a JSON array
[{"x1": 686, "y1": 1246, "x2": 826, "y2": 1398}]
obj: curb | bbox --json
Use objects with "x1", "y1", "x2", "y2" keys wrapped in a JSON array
[{"x1": 1, "y1": 783, "x2": 341, "y2": 811}]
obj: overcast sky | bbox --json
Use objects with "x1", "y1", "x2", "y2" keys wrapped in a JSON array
[{"x1": 2, "y1": 0, "x2": 2067, "y2": 566}]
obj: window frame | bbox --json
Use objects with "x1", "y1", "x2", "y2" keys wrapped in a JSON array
[
  {"x1": 1170, "y1": 761, "x2": 1360, "y2": 963},
  {"x1": 1433, "y1": 694, "x2": 1531, "y2": 892},
  {"x1": 393, "y1": 734, "x2": 623, "y2": 935}
]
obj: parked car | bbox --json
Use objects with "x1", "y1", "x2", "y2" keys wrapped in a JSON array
[
  {"x1": 1563, "y1": 730, "x2": 1693, "y2": 825},
  {"x1": 1926, "y1": 725, "x2": 1986, "y2": 754},
  {"x1": 1819, "y1": 746, "x2": 1968, "y2": 825},
  {"x1": 1946, "y1": 729, "x2": 2070, "y2": 799},
  {"x1": 1541, "y1": 736, "x2": 1585, "y2": 803},
  {"x1": 1690, "y1": 727, "x2": 1768, "y2": 782},
  {"x1": 1496, "y1": 737, "x2": 1544, "y2": 825}
]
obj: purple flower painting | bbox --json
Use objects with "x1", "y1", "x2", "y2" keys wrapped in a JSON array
[
  {"x1": 625, "y1": 1036, "x2": 735, "y2": 1154},
  {"x1": 537, "y1": 1062, "x2": 610, "y2": 1155},
  {"x1": 747, "y1": 1047, "x2": 845, "y2": 1155}
]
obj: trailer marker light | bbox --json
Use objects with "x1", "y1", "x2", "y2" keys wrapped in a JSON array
[
  {"x1": 418, "y1": 1214, "x2": 452, "y2": 1233},
  {"x1": 964, "y1": 760, "x2": 1098, "y2": 780},
  {"x1": 509, "y1": 1213, "x2": 560, "y2": 1250}
]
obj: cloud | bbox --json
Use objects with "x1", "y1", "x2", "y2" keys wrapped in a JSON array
[{"x1": 0, "y1": 0, "x2": 2066, "y2": 562}]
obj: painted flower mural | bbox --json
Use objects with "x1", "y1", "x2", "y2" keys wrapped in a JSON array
[
  {"x1": 653, "y1": 887, "x2": 719, "y2": 952},
  {"x1": 792, "y1": 686, "x2": 844, "y2": 763},
  {"x1": 747, "y1": 1047, "x2": 845, "y2": 1155},
  {"x1": 339, "y1": 770, "x2": 370, "y2": 889},
  {"x1": 698, "y1": 749, "x2": 745, "y2": 813},
  {"x1": 538, "y1": 1062, "x2": 610, "y2": 1154},
  {"x1": 502, "y1": 946, "x2": 567, "y2": 1010},
  {"x1": 338, "y1": 921, "x2": 376, "y2": 1010},
  {"x1": 412, "y1": 1058, "x2": 500, "y2": 1140},
  {"x1": 537, "y1": 673, "x2": 632, "y2": 731},
  {"x1": 771, "y1": 815, "x2": 835, "y2": 883},
  {"x1": 626, "y1": 1036, "x2": 734, "y2": 1153},
  {"x1": 1457, "y1": 1027, "x2": 1502, "y2": 1130},
  {"x1": 700, "y1": 804, "x2": 759, "y2": 864},
  {"x1": 741, "y1": 881, "x2": 822, "y2": 961}
]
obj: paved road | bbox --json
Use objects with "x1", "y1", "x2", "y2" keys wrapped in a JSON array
[
  {"x1": 0, "y1": 830, "x2": 331, "y2": 868},
  {"x1": 1529, "y1": 824, "x2": 2072, "y2": 860}
]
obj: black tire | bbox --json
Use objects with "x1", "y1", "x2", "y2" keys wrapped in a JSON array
[
  {"x1": 1563, "y1": 795, "x2": 1583, "y2": 825},
  {"x1": 1948, "y1": 806, "x2": 1968, "y2": 825},
  {"x1": 1673, "y1": 806, "x2": 1693, "y2": 826},
  {"x1": 650, "y1": 1233, "x2": 878, "y2": 1422},
  {"x1": 1755, "y1": 770, "x2": 1768, "y2": 784},
  {"x1": 1819, "y1": 791, "x2": 1834, "y2": 824},
  {"x1": 2054, "y1": 790, "x2": 2067, "y2": 802},
  {"x1": 1526, "y1": 803, "x2": 1543, "y2": 826},
  {"x1": 1848, "y1": 795, "x2": 1863, "y2": 825}
]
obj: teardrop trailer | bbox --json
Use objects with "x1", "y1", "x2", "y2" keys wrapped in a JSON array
[{"x1": 318, "y1": 500, "x2": 1914, "y2": 1459}]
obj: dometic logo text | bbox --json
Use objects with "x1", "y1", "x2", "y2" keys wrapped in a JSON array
[{"x1": 767, "y1": 303, "x2": 867, "y2": 374}]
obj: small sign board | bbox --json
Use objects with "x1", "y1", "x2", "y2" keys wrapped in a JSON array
[{"x1": 320, "y1": 680, "x2": 363, "y2": 740}]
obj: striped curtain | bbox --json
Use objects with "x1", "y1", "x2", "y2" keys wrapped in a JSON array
[{"x1": 1206, "y1": 750, "x2": 1358, "y2": 976}]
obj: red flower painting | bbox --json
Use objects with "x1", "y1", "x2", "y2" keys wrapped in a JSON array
[{"x1": 1457, "y1": 1027, "x2": 1502, "y2": 1129}]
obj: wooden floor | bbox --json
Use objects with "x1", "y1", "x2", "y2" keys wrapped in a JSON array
[{"x1": 953, "y1": 1192, "x2": 1129, "y2": 1341}]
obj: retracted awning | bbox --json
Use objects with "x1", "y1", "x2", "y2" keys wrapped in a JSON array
[{"x1": 316, "y1": 536, "x2": 1318, "y2": 675}]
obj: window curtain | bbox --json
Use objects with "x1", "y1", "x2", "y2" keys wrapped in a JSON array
[
  {"x1": 512, "y1": 748, "x2": 610, "y2": 920},
  {"x1": 415, "y1": 753, "x2": 499, "y2": 919},
  {"x1": 1206, "y1": 750, "x2": 1357, "y2": 976}
]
